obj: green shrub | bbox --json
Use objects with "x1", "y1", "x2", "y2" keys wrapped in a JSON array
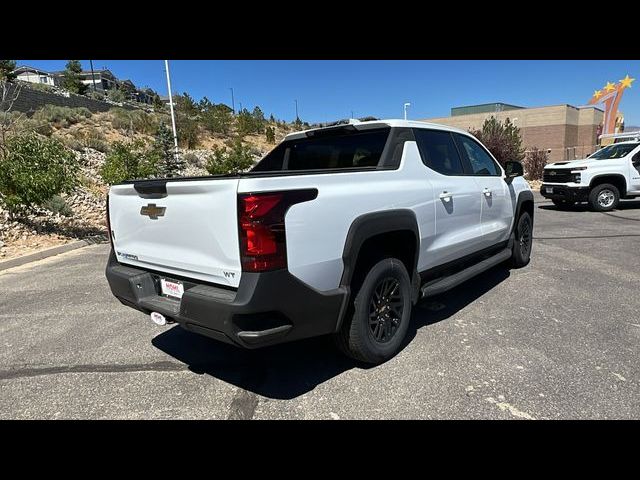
[
  {"x1": 109, "y1": 108, "x2": 158, "y2": 135},
  {"x1": 100, "y1": 140, "x2": 159, "y2": 184},
  {"x1": 43, "y1": 194, "x2": 73, "y2": 216},
  {"x1": 107, "y1": 88, "x2": 125, "y2": 103},
  {"x1": 182, "y1": 152, "x2": 200, "y2": 166},
  {"x1": 32, "y1": 105, "x2": 91, "y2": 128},
  {"x1": 205, "y1": 138, "x2": 254, "y2": 175},
  {"x1": 0, "y1": 134, "x2": 79, "y2": 214},
  {"x1": 76, "y1": 128, "x2": 109, "y2": 152},
  {"x1": 3, "y1": 112, "x2": 52, "y2": 137}
]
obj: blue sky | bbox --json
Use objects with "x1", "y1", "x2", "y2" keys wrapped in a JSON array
[{"x1": 16, "y1": 60, "x2": 640, "y2": 125}]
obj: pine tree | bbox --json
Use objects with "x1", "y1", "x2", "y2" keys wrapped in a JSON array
[
  {"x1": 61, "y1": 60, "x2": 87, "y2": 95},
  {"x1": 265, "y1": 126, "x2": 276, "y2": 144},
  {"x1": 0, "y1": 60, "x2": 17, "y2": 81},
  {"x1": 154, "y1": 122, "x2": 184, "y2": 177}
]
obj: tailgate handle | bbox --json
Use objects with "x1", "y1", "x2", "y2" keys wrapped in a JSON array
[{"x1": 134, "y1": 180, "x2": 167, "y2": 198}]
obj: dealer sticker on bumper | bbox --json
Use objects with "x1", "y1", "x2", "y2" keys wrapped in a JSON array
[
  {"x1": 545, "y1": 187, "x2": 553, "y2": 194},
  {"x1": 160, "y1": 278, "x2": 184, "y2": 299}
]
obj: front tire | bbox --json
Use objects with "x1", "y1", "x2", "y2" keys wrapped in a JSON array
[
  {"x1": 589, "y1": 183, "x2": 619, "y2": 212},
  {"x1": 335, "y1": 258, "x2": 412, "y2": 364},
  {"x1": 510, "y1": 212, "x2": 532, "y2": 268}
]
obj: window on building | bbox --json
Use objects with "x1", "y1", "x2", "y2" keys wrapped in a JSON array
[
  {"x1": 40, "y1": 76, "x2": 48, "y2": 84},
  {"x1": 454, "y1": 134, "x2": 501, "y2": 176},
  {"x1": 413, "y1": 129, "x2": 465, "y2": 175}
]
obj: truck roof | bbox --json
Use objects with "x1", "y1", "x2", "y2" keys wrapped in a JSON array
[{"x1": 284, "y1": 119, "x2": 470, "y2": 141}]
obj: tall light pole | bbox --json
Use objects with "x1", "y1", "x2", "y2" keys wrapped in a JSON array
[
  {"x1": 229, "y1": 87, "x2": 235, "y2": 114},
  {"x1": 89, "y1": 60, "x2": 97, "y2": 92},
  {"x1": 164, "y1": 60, "x2": 179, "y2": 161},
  {"x1": 403, "y1": 102, "x2": 411, "y2": 120},
  {"x1": 295, "y1": 99, "x2": 299, "y2": 120}
]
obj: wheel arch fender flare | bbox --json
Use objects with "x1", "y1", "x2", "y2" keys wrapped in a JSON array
[
  {"x1": 510, "y1": 189, "x2": 534, "y2": 239},
  {"x1": 340, "y1": 209, "x2": 420, "y2": 288},
  {"x1": 589, "y1": 174, "x2": 627, "y2": 195}
]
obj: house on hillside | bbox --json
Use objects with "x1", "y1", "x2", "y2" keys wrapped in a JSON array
[
  {"x1": 13, "y1": 65, "x2": 60, "y2": 87},
  {"x1": 74, "y1": 69, "x2": 118, "y2": 92}
]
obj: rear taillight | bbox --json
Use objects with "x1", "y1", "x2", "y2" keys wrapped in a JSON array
[{"x1": 238, "y1": 189, "x2": 317, "y2": 272}]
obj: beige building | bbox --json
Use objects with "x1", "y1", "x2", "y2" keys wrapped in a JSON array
[{"x1": 422, "y1": 102, "x2": 604, "y2": 163}]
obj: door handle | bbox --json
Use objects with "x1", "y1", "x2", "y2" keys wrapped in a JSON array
[
  {"x1": 483, "y1": 188, "x2": 492, "y2": 197},
  {"x1": 439, "y1": 191, "x2": 453, "y2": 202}
]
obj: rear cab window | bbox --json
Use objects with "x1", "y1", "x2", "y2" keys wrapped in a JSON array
[{"x1": 251, "y1": 127, "x2": 391, "y2": 172}]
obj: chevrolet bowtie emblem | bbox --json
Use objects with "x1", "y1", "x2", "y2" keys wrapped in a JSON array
[{"x1": 140, "y1": 203, "x2": 166, "y2": 219}]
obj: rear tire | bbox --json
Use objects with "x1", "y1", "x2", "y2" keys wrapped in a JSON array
[
  {"x1": 335, "y1": 258, "x2": 412, "y2": 364},
  {"x1": 552, "y1": 199, "x2": 575, "y2": 209},
  {"x1": 589, "y1": 183, "x2": 619, "y2": 212},
  {"x1": 510, "y1": 212, "x2": 532, "y2": 268}
]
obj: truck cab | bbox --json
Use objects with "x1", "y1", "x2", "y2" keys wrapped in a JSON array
[{"x1": 540, "y1": 138, "x2": 640, "y2": 211}]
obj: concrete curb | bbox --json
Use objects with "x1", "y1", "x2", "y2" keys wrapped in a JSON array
[{"x1": 0, "y1": 238, "x2": 105, "y2": 272}]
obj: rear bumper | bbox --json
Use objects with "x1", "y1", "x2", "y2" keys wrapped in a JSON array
[
  {"x1": 105, "y1": 250, "x2": 348, "y2": 348},
  {"x1": 540, "y1": 184, "x2": 590, "y2": 202}
]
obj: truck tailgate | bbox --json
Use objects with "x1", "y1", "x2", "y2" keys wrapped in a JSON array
[{"x1": 108, "y1": 178, "x2": 242, "y2": 288}]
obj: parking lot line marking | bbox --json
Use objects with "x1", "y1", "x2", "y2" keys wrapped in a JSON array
[{"x1": 485, "y1": 397, "x2": 535, "y2": 420}]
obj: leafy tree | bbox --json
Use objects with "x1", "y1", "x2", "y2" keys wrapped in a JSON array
[
  {"x1": 265, "y1": 126, "x2": 275, "y2": 144},
  {"x1": 60, "y1": 60, "x2": 87, "y2": 95},
  {"x1": 269, "y1": 113, "x2": 275, "y2": 123},
  {"x1": 470, "y1": 116, "x2": 525, "y2": 167},
  {"x1": 205, "y1": 137, "x2": 254, "y2": 175},
  {"x1": 99, "y1": 140, "x2": 159, "y2": 184},
  {"x1": 293, "y1": 117, "x2": 303, "y2": 130},
  {"x1": 0, "y1": 134, "x2": 79, "y2": 215},
  {"x1": 153, "y1": 122, "x2": 184, "y2": 177},
  {"x1": 522, "y1": 147, "x2": 548, "y2": 180},
  {"x1": 0, "y1": 60, "x2": 17, "y2": 81}
]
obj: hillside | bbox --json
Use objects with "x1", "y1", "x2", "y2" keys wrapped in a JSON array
[{"x1": 0, "y1": 106, "x2": 295, "y2": 260}]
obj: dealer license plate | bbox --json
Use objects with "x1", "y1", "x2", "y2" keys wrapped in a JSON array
[{"x1": 160, "y1": 278, "x2": 184, "y2": 299}]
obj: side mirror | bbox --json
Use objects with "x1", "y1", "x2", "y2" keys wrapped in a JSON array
[{"x1": 504, "y1": 160, "x2": 524, "y2": 179}]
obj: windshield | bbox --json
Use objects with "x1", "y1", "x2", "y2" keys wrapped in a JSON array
[{"x1": 588, "y1": 143, "x2": 639, "y2": 160}]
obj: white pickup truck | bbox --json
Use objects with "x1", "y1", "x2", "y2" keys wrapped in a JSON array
[
  {"x1": 105, "y1": 119, "x2": 534, "y2": 364},
  {"x1": 540, "y1": 139, "x2": 640, "y2": 211}
]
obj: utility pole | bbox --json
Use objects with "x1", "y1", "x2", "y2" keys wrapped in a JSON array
[
  {"x1": 239, "y1": 102, "x2": 243, "y2": 112},
  {"x1": 229, "y1": 87, "x2": 235, "y2": 114},
  {"x1": 295, "y1": 99, "x2": 299, "y2": 120},
  {"x1": 164, "y1": 60, "x2": 179, "y2": 161},
  {"x1": 89, "y1": 60, "x2": 97, "y2": 92},
  {"x1": 351, "y1": 110, "x2": 354, "y2": 119}
]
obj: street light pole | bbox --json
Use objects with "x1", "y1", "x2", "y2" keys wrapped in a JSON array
[
  {"x1": 403, "y1": 102, "x2": 411, "y2": 120},
  {"x1": 229, "y1": 87, "x2": 235, "y2": 114},
  {"x1": 295, "y1": 99, "x2": 299, "y2": 120},
  {"x1": 89, "y1": 60, "x2": 97, "y2": 92},
  {"x1": 164, "y1": 60, "x2": 179, "y2": 161}
]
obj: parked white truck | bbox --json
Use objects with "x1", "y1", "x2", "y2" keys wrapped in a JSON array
[
  {"x1": 540, "y1": 137, "x2": 640, "y2": 211},
  {"x1": 105, "y1": 119, "x2": 534, "y2": 364}
]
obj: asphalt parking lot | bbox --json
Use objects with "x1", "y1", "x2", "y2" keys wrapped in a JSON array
[{"x1": 1, "y1": 193, "x2": 638, "y2": 419}]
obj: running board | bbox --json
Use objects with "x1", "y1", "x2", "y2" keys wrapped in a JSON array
[{"x1": 420, "y1": 248, "x2": 511, "y2": 298}]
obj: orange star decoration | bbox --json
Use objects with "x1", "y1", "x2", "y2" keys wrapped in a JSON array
[
  {"x1": 604, "y1": 81, "x2": 616, "y2": 92},
  {"x1": 619, "y1": 74, "x2": 635, "y2": 89},
  {"x1": 593, "y1": 89, "x2": 602, "y2": 100}
]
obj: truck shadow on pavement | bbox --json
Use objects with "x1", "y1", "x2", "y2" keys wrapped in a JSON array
[
  {"x1": 538, "y1": 199, "x2": 640, "y2": 212},
  {"x1": 152, "y1": 267, "x2": 510, "y2": 400}
]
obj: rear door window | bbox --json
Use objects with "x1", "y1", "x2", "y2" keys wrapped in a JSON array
[
  {"x1": 413, "y1": 129, "x2": 465, "y2": 175},
  {"x1": 252, "y1": 128, "x2": 390, "y2": 172}
]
